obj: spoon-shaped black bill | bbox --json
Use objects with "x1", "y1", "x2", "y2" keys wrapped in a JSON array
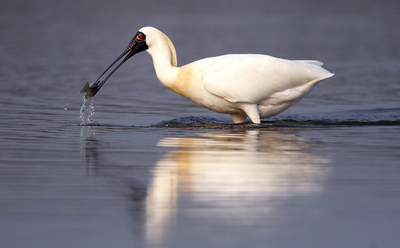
[
  {"x1": 80, "y1": 82, "x2": 99, "y2": 98},
  {"x1": 80, "y1": 32, "x2": 148, "y2": 98}
]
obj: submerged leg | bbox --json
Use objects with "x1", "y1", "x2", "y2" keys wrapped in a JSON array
[{"x1": 230, "y1": 113, "x2": 247, "y2": 124}]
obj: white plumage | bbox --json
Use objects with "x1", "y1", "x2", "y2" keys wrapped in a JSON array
[
  {"x1": 140, "y1": 27, "x2": 333, "y2": 124},
  {"x1": 88, "y1": 26, "x2": 334, "y2": 124}
]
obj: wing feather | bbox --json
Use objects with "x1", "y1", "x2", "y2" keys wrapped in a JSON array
[{"x1": 201, "y1": 54, "x2": 332, "y2": 103}]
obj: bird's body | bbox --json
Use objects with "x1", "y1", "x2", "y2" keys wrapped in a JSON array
[{"x1": 87, "y1": 26, "x2": 334, "y2": 124}]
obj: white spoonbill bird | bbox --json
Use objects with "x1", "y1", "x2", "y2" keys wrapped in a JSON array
[{"x1": 84, "y1": 26, "x2": 334, "y2": 124}]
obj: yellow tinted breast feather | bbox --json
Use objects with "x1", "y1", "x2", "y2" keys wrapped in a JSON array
[{"x1": 170, "y1": 66, "x2": 196, "y2": 97}]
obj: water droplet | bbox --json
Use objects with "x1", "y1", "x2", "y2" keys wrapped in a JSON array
[{"x1": 64, "y1": 91, "x2": 80, "y2": 111}]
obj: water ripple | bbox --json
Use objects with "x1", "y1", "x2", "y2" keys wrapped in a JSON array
[{"x1": 152, "y1": 108, "x2": 400, "y2": 129}]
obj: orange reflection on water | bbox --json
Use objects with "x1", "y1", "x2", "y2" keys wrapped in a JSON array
[{"x1": 145, "y1": 129, "x2": 329, "y2": 245}]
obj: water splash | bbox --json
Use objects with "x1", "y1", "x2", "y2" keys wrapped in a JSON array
[
  {"x1": 152, "y1": 111, "x2": 400, "y2": 129},
  {"x1": 64, "y1": 92, "x2": 80, "y2": 111},
  {"x1": 79, "y1": 96, "x2": 95, "y2": 125}
]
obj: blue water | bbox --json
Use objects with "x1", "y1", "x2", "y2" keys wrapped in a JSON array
[{"x1": 1, "y1": 0, "x2": 400, "y2": 247}]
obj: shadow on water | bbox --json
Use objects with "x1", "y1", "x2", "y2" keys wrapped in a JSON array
[
  {"x1": 154, "y1": 117, "x2": 400, "y2": 130},
  {"x1": 80, "y1": 124, "x2": 330, "y2": 246},
  {"x1": 79, "y1": 107, "x2": 400, "y2": 129},
  {"x1": 151, "y1": 107, "x2": 400, "y2": 129}
]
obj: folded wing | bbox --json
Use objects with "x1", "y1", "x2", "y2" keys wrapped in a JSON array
[{"x1": 202, "y1": 54, "x2": 333, "y2": 104}]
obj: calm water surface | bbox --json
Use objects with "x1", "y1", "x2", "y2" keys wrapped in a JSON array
[{"x1": 1, "y1": 0, "x2": 400, "y2": 247}]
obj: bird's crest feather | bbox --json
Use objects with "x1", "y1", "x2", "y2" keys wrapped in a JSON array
[{"x1": 159, "y1": 31, "x2": 177, "y2": 67}]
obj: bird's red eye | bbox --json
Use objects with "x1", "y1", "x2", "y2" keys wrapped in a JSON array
[{"x1": 137, "y1": 33, "x2": 145, "y2": 41}]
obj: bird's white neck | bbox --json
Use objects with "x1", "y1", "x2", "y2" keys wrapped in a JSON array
[
  {"x1": 147, "y1": 48, "x2": 178, "y2": 87},
  {"x1": 145, "y1": 31, "x2": 179, "y2": 90},
  {"x1": 142, "y1": 27, "x2": 194, "y2": 97}
]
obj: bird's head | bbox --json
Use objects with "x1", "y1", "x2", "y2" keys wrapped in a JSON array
[
  {"x1": 81, "y1": 27, "x2": 177, "y2": 98},
  {"x1": 81, "y1": 28, "x2": 151, "y2": 97}
]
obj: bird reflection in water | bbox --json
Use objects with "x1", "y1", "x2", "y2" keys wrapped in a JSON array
[
  {"x1": 79, "y1": 126, "x2": 149, "y2": 238},
  {"x1": 145, "y1": 129, "x2": 329, "y2": 246},
  {"x1": 80, "y1": 126, "x2": 99, "y2": 175},
  {"x1": 79, "y1": 127, "x2": 329, "y2": 245}
]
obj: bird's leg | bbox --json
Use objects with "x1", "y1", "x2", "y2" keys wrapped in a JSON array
[
  {"x1": 240, "y1": 104, "x2": 261, "y2": 124},
  {"x1": 230, "y1": 114, "x2": 247, "y2": 124}
]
